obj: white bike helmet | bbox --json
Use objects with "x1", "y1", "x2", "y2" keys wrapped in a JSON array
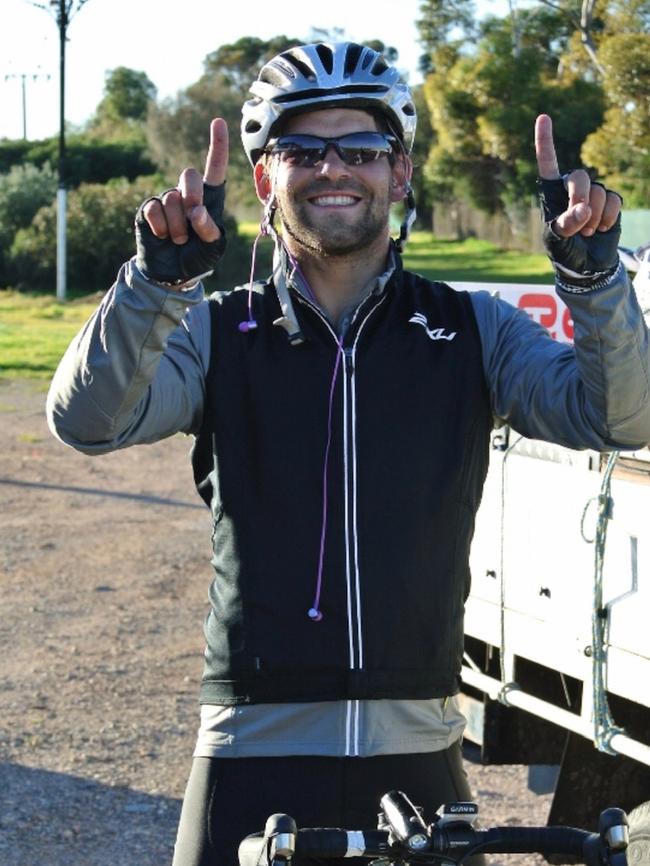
[{"x1": 241, "y1": 41, "x2": 417, "y2": 166}]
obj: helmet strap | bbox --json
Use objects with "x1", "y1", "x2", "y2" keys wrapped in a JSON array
[{"x1": 395, "y1": 183, "x2": 417, "y2": 252}]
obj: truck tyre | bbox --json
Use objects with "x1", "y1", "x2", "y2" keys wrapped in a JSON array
[{"x1": 628, "y1": 801, "x2": 650, "y2": 865}]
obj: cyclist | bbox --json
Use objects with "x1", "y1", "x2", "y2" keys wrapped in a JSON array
[{"x1": 46, "y1": 41, "x2": 650, "y2": 866}]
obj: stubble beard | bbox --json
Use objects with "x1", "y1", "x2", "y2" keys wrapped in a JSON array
[{"x1": 277, "y1": 190, "x2": 391, "y2": 257}]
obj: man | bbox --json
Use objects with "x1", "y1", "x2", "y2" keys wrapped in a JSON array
[{"x1": 47, "y1": 42, "x2": 650, "y2": 866}]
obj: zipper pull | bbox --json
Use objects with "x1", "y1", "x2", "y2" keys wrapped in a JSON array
[{"x1": 344, "y1": 347, "x2": 354, "y2": 375}]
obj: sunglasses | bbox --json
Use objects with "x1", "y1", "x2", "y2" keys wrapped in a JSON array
[{"x1": 265, "y1": 132, "x2": 397, "y2": 168}]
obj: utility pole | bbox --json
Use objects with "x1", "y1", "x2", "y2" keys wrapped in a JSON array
[
  {"x1": 4, "y1": 71, "x2": 51, "y2": 139},
  {"x1": 56, "y1": 0, "x2": 68, "y2": 301},
  {"x1": 30, "y1": 0, "x2": 91, "y2": 301}
]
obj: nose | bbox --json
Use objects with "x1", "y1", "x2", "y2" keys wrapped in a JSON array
[{"x1": 315, "y1": 144, "x2": 350, "y2": 178}]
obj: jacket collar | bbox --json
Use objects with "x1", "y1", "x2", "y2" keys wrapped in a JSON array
[{"x1": 270, "y1": 239, "x2": 401, "y2": 342}]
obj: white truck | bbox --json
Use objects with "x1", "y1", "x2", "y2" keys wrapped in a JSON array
[{"x1": 450, "y1": 272, "x2": 650, "y2": 864}]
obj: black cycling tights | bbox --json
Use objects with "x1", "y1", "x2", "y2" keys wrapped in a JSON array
[{"x1": 172, "y1": 744, "x2": 478, "y2": 866}]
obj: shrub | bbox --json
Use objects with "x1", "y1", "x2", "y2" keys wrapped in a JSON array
[
  {"x1": 8, "y1": 175, "x2": 254, "y2": 294},
  {"x1": 0, "y1": 163, "x2": 58, "y2": 285}
]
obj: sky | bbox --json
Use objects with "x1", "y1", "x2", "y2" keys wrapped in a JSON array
[{"x1": 1, "y1": 0, "x2": 512, "y2": 142}]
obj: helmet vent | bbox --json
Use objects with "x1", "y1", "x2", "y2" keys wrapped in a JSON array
[
  {"x1": 261, "y1": 63, "x2": 293, "y2": 87},
  {"x1": 344, "y1": 43, "x2": 363, "y2": 76},
  {"x1": 371, "y1": 56, "x2": 389, "y2": 76},
  {"x1": 281, "y1": 50, "x2": 317, "y2": 82},
  {"x1": 315, "y1": 43, "x2": 334, "y2": 75}
]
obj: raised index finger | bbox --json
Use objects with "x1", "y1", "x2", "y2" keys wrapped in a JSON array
[
  {"x1": 204, "y1": 118, "x2": 229, "y2": 186},
  {"x1": 535, "y1": 114, "x2": 560, "y2": 180}
]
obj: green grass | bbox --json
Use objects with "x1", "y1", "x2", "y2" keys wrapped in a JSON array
[
  {"x1": 0, "y1": 230, "x2": 553, "y2": 382},
  {"x1": 402, "y1": 232, "x2": 554, "y2": 284},
  {"x1": 0, "y1": 290, "x2": 100, "y2": 382}
]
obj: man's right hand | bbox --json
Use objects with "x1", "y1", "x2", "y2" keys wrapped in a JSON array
[{"x1": 135, "y1": 117, "x2": 229, "y2": 288}]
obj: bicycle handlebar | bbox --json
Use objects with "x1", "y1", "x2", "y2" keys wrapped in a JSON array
[{"x1": 238, "y1": 790, "x2": 629, "y2": 866}]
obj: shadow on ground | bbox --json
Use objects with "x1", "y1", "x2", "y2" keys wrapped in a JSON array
[{"x1": 0, "y1": 763, "x2": 182, "y2": 866}]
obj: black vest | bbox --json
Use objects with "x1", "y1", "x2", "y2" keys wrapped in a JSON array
[{"x1": 192, "y1": 264, "x2": 492, "y2": 705}]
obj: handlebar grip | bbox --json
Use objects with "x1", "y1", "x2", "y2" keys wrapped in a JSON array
[
  {"x1": 474, "y1": 826, "x2": 588, "y2": 856},
  {"x1": 294, "y1": 828, "x2": 390, "y2": 859}
]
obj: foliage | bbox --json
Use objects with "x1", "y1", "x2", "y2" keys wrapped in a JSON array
[
  {"x1": 581, "y1": 32, "x2": 650, "y2": 204},
  {"x1": 410, "y1": 85, "x2": 436, "y2": 225},
  {"x1": 6, "y1": 175, "x2": 257, "y2": 295},
  {"x1": 417, "y1": 0, "x2": 477, "y2": 67},
  {"x1": 86, "y1": 67, "x2": 157, "y2": 142},
  {"x1": 147, "y1": 71, "x2": 254, "y2": 198},
  {"x1": 0, "y1": 163, "x2": 58, "y2": 281},
  {"x1": 96, "y1": 67, "x2": 157, "y2": 124},
  {"x1": 417, "y1": 1, "x2": 614, "y2": 218},
  {"x1": 7, "y1": 176, "x2": 162, "y2": 292},
  {"x1": 0, "y1": 136, "x2": 156, "y2": 187}
]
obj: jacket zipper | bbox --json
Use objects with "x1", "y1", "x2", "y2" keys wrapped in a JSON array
[{"x1": 293, "y1": 292, "x2": 388, "y2": 756}]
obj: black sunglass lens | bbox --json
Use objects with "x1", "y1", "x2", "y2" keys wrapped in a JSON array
[{"x1": 271, "y1": 133, "x2": 394, "y2": 167}]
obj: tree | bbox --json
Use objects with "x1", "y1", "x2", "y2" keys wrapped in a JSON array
[
  {"x1": 413, "y1": 1, "x2": 650, "y2": 220},
  {"x1": 421, "y1": 9, "x2": 604, "y2": 220},
  {"x1": 101, "y1": 67, "x2": 157, "y2": 122},
  {"x1": 581, "y1": 32, "x2": 650, "y2": 204},
  {"x1": 88, "y1": 67, "x2": 157, "y2": 140},
  {"x1": 536, "y1": 0, "x2": 606, "y2": 75},
  {"x1": 417, "y1": 0, "x2": 477, "y2": 70}
]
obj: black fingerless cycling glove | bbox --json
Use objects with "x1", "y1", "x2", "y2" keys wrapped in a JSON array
[
  {"x1": 537, "y1": 176, "x2": 620, "y2": 288},
  {"x1": 134, "y1": 182, "x2": 227, "y2": 285}
]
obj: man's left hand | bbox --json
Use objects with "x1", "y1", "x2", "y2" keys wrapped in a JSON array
[{"x1": 535, "y1": 113, "x2": 622, "y2": 283}]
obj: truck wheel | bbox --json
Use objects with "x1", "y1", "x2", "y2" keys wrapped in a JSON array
[{"x1": 628, "y1": 801, "x2": 650, "y2": 865}]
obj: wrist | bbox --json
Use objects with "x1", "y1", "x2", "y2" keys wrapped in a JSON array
[
  {"x1": 556, "y1": 259, "x2": 623, "y2": 294},
  {"x1": 155, "y1": 270, "x2": 213, "y2": 291}
]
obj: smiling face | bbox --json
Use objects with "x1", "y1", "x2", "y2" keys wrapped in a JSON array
[{"x1": 255, "y1": 108, "x2": 410, "y2": 260}]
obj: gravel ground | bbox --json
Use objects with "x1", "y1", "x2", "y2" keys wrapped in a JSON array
[{"x1": 0, "y1": 377, "x2": 552, "y2": 866}]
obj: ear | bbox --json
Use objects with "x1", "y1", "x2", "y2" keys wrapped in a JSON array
[
  {"x1": 254, "y1": 161, "x2": 272, "y2": 203},
  {"x1": 389, "y1": 155, "x2": 413, "y2": 203}
]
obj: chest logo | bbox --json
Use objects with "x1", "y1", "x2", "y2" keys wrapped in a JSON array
[{"x1": 409, "y1": 312, "x2": 457, "y2": 342}]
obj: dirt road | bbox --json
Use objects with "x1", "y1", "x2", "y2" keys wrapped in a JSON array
[{"x1": 0, "y1": 378, "x2": 551, "y2": 866}]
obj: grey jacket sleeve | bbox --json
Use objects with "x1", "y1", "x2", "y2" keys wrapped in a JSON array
[
  {"x1": 470, "y1": 263, "x2": 650, "y2": 450},
  {"x1": 46, "y1": 258, "x2": 212, "y2": 454}
]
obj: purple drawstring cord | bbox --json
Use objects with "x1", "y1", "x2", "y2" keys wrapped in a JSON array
[
  {"x1": 238, "y1": 219, "x2": 340, "y2": 622},
  {"x1": 308, "y1": 336, "x2": 344, "y2": 621},
  {"x1": 238, "y1": 228, "x2": 267, "y2": 332}
]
